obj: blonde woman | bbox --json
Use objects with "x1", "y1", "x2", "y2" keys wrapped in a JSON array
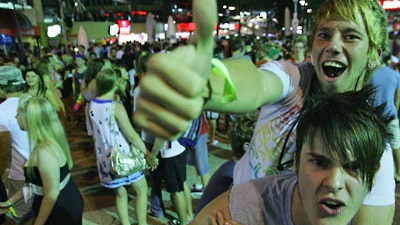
[
  {"x1": 89, "y1": 68, "x2": 149, "y2": 225},
  {"x1": 0, "y1": 95, "x2": 83, "y2": 225}
]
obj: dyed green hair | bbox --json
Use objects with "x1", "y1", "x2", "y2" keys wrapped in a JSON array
[{"x1": 295, "y1": 86, "x2": 390, "y2": 191}]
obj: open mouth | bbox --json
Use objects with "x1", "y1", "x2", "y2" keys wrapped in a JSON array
[
  {"x1": 319, "y1": 199, "x2": 345, "y2": 216},
  {"x1": 322, "y1": 61, "x2": 346, "y2": 78}
]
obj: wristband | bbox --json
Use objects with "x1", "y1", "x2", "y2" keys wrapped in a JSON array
[
  {"x1": 6, "y1": 200, "x2": 17, "y2": 217},
  {"x1": 211, "y1": 58, "x2": 237, "y2": 103}
]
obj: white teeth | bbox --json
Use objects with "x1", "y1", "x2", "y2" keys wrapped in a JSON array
[
  {"x1": 324, "y1": 200, "x2": 339, "y2": 205},
  {"x1": 323, "y1": 61, "x2": 344, "y2": 68}
]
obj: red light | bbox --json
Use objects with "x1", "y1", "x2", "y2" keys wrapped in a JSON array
[
  {"x1": 178, "y1": 22, "x2": 197, "y2": 32},
  {"x1": 131, "y1": 10, "x2": 148, "y2": 16}
]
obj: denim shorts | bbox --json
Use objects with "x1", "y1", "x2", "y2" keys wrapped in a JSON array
[{"x1": 187, "y1": 133, "x2": 210, "y2": 176}]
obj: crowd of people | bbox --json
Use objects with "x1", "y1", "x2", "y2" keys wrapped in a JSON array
[{"x1": 0, "y1": 0, "x2": 399, "y2": 224}]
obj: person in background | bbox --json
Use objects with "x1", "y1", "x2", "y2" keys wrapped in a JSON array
[
  {"x1": 78, "y1": 45, "x2": 87, "y2": 57},
  {"x1": 133, "y1": 0, "x2": 395, "y2": 224},
  {"x1": 80, "y1": 58, "x2": 105, "y2": 136},
  {"x1": 304, "y1": 48, "x2": 312, "y2": 63},
  {"x1": 147, "y1": 137, "x2": 193, "y2": 225},
  {"x1": 114, "y1": 65, "x2": 133, "y2": 123},
  {"x1": 369, "y1": 52, "x2": 400, "y2": 182},
  {"x1": 196, "y1": 88, "x2": 389, "y2": 225},
  {"x1": 0, "y1": 66, "x2": 34, "y2": 225},
  {"x1": 0, "y1": 95, "x2": 83, "y2": 225},
  {"x1": 72, "y1": 54, "x2": 88, "y2": 109},
  {"x1": 195, "y1": 110, "x2": 258, "y2": 214},
  {"x1": 390, "y1": 55, "x2": 399, "y2": 71},
  {"x1": 108, "y1": 47, "x2": 119, "y2": 67},
  {"x1": 89, "y1": 68, "x2": 149, "y2": 225},
  {"x1": 23, "y1": 68, "x2": 61, "y2": 116},
  {"x1": 205, "y1": 111, "x2": 219, "y2": 146},
  {"x1": 37, "y1": 58, "x2": 66, "y2": 125},
  {"x1": 290, "y1": 34, "x2": 308, "y2": 63},
  {"x1": 188, "y1": 112, "x2": 211, "y2": 193},
  {"x1": 227, "y1": 38, "x2": 252, "y2": 62},
  {"x1": 61, "y1": 53, "x2": 78, "y2": 127}
]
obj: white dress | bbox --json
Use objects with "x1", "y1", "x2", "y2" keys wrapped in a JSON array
[{"x1": 89, "y1": 98, "x2": 144, "y2": 188}]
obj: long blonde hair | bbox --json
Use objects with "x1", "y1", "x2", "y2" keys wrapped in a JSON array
[{"x1": 18, "y1": 95, "x2": 73, "y2": 178}]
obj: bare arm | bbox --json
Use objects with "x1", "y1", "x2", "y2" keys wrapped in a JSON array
[
  {"x1": 147, "y1": 137, "x2": 166, "y2": 170},
  {"x1": 115, "y1": 102, "x2": 147, "y2": 155},
  {"x1": 204, "y1": 58, "x2": 283, "y2": 113},
  {"x1": 149, "y1": 137, "x2": 165, "y2": 159},
  {"x1": 44, "y1": 89, "x2": 61, "y2": 112},
  {"x1": 133, "y1": 0, "x2": 283, "y2": 139},
  {"x1": 42, "y1": 74, "x2": 55, "y2": 92}
]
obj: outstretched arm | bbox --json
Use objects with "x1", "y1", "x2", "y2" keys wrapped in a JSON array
[
  {"x1": 115, "y1": 103, "x2": 147, "y2": 155},
  {"x1": 133, "y1": 0, "x2": 284, "y2": 140}
]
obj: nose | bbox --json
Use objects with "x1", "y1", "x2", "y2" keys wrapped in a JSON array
[
  {"x1": 325, "y1": 35, "x2": 342, "y2": 55},
  {"x1": 323, "y1": 166, "x2": 345, "y2": 193}
]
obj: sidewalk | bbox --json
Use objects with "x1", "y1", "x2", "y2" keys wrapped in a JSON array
[{"x1": 70, "y1": 122, "x2": 232, "y2": 225}]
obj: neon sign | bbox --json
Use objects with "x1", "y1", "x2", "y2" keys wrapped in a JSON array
[{"x1": 380, "y1": 0, "x2": 400, "y2": 10}]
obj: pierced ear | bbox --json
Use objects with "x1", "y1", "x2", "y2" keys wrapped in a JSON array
[{"x1": 367, "y1": 61, "x2": 377, "y2": 70}]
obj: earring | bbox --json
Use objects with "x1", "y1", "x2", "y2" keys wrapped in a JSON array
[{"x1": 368, "y1": 61, "x2": 376, "y2": 69}]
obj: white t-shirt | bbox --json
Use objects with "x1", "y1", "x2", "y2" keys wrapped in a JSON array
[
  {"x1": 0, "y1": 97, "x2": 30, "y2": 180},
  {"x1": 160, "y1": 140, "x2": 186, "y2": 158}
]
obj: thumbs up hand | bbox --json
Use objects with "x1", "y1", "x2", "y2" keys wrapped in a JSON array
[{"x1": 133, "y1": 0, "x2": 217, "y2": 139}]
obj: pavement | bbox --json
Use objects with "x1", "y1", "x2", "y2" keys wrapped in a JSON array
[{"x1": 2, "y1": 115, "x2": 400, "y2": 225}]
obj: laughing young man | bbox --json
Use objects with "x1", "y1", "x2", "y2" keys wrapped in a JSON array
[{"x1": 133, "y1": 0, "x2": 395, "y2": 224}]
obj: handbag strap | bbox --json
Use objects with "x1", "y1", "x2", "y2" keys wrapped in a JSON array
[{"x1": 109, "y1": 101, "x2": 117, "y2": 146}]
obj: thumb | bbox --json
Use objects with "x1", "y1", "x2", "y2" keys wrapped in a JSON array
[{"x1": 192, "y1": 0, "x2": 217, "y2": 78}]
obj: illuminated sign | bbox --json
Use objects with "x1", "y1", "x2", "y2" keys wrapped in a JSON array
[
  {"x1": 178, "y1": 22, "x2": 196, "y2": 32},
  {"x1": 218, "y1": 23, "x2": 240, "y2": 31},
  {"x1": 109, "y1": 24, "x2": 119, "y2": 36},
  {"x1": 117, "y1": 19, "x2": 131, "y2": 34},
  {"x1": 0, "y1": 34, "x2": 14, "y2": 45},
  {"x1": 380, "y1": 0, "x2": 400, "y2": 10},
  {"x1": 47, "y1": 24, "x2": 61, "y2": 38}
]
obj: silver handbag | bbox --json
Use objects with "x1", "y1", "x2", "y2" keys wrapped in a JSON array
[{"x1": 109, "y1": 102, "x2": 146, "y2": 177}]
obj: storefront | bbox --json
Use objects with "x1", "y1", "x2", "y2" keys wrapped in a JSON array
[{"x1": 0, "y1": 8, "x2": 40, "y2": 57}]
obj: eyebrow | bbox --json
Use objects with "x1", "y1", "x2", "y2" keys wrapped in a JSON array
[
  {"x1": 306, "y1": 152, "x2": 329, "y2": 159},
  {"x1": 317, "y1": 26, "x2": 366, "y2": 37},
  {"x1": 307, "y1": 151, "x2": 358, "y2": 166}
]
